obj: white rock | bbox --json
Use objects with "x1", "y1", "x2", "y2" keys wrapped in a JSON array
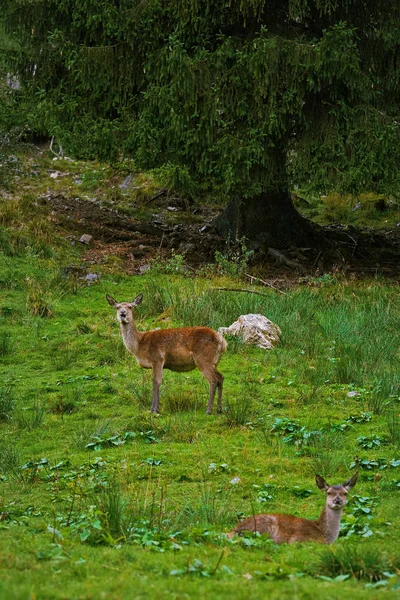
[
  {"x1": 229, "y1": 477, "x2": 241, "y2": 485},
  {"x1": 219, "y1": 314, "x2": 281, "y2": 350},
  {"x1": 79, "y1": 234, "x2": 93, "y2": 244}
]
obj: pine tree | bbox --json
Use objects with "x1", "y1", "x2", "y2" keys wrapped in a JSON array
[{"x1": 2, "y1": 1, "x2": 400, "y2": 248}]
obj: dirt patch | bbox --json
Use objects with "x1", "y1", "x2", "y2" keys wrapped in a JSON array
[
  {"x1": 40, "y1": 189, "x2": 400, "y2": 279},
  {"x1": 42, "y1": 191, "x2": 222, "y2": 273}
]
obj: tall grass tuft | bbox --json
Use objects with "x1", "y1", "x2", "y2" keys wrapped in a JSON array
[
  {"x1": 49, "y1": 343, "x2": 77, "y2": 370},
  {"x1": 72, "y1": 419, "x2": 114, "y2": 450},
  {"x1": 0, "y1": 442, "x2": 19, "y2": 473},
  {"x1": 223, "y1": 396, "x2": 254, "y2": 427},
  {"x1": 0, "y1": 385, "x2": 15, "y2": 422},
  {"x1": 0, "y1": 225, "x2": 16, "y2": 256},
  {"x1": 16, "y1": 400, "x2": 46, "y2": 429},
  {"x1": 177, "y1": 478, "x2": 234, "y2": 528},
  {"x1": 368, "y1": 377, "x2": 399, "y2": 415},
  {"x1": 386, "y1": 411, "x2": 400, "y2": 446},
  {"x1": 98, "y1": 477, "x2": 128, "y2": 540},
  {"x1": 127, "y1": 374, "x2": 152, "y2": 411},
  {"x1": 163, "y1": 413, "x2": 200, "y2": 444},
  {"x1": 313, "y1": 544, "x2": 399, "y2": 582},
  {"x1": 162, "y1": 380, "x2": 202, "y2": 413},
  {"x1": 0, "y1": 330, "x2": 13, "y2": 356},
  {"x1": 26, "y1": 278, "x2": 53, "y2": 318},
  {"x1": 310, "y1": 434, "x2": 346, "y2": 478}
]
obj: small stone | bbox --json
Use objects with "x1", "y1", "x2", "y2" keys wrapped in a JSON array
[
  {"x1": 139, "y1": 264, "x2": 151, "y2": 273},
  {"x1": 79, "y1": 234, "x2": 93, "y2": 244},
  {"x1": 119, "y1": 175, "x2": 132, "y2": 189},
  {"x1": 230, "y1": 477, "x2": 241, "y2": 485},
  {"x1": 79, "y1": 273, "x2": 100, "y2": 284},
  {"x1": 347, "y1": 391, "x2": 361, "y2": 398}
]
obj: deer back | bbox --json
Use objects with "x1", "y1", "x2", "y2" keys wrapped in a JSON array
[
  {"x1": 231, "y1": 513, "x2": 326, "y2": 544},
  {"x1": 135, "y1": 326, "x2": 226, "y2": 368}
]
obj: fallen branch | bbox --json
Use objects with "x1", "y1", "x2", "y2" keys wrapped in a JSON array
[
  {"x1": 213, "y1": 287, "x2": 271, "y2": 297},
  {"x1": 49, "y1": 136, "x2": 64, "y2": 158},
  {"x1": 144, "y1": 189, "x2": 167, "y2": 205},
  {"x1": 268, "y1": 247, "x2": 306, "y2": 271},
  {"x1": 244, "y1": 273, "x2": 287, "y2": 295}
]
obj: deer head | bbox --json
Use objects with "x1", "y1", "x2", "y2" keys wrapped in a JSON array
[
  {"x1": 106, "y1": 293, "x2": 143, "y2": 325},
  {"x1": 315, "y1": 472, "x2": 358, "y2": 511}
]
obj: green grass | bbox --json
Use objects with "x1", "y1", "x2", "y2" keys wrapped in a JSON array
[
  {"x1": 0, "y1": 153, "x2": 399, "y2": 598},
  {"x1": 1, "y1": 271, "x2": 399, "y2": 598},
  {"x1": 295, "y1": 191, "x2": 400, "y2": 229}
]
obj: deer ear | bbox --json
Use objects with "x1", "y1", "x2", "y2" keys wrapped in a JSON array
[
  {"x1": 315, "y1": 475, "x2": 329, "y2": 491},
  {"x1": 106, "y1": 294, "x2": 117, "y2": 307},
  {"x1": 131, "y1": 293, "x2": 143, "y2": 307},
  {"x1": 343, "y1": 472, "x2": 358, "y2": 490}
]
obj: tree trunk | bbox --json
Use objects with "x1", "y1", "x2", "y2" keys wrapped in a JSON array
[{"x1": 214, "y1": 191, "x2": 320, "y2": 250}]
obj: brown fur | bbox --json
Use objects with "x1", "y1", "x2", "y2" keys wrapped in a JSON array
[
  {"x1": 228, "y1": 473, "x2": 358, "y2": 544},
  {"x1": 106, "y1": 294, "x2": 227, "y2": 414}
]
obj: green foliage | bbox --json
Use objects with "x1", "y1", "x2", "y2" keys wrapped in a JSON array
[
  {"x1": 253, "y1": 483, "x2": 274, "y2": 503},
  {"x1": 150, "y1": 252, "x2": 188, "y2": 276},
  {"x1": 357, "y1": 435, "x2": 385, "y2": 450},
  {"x1": 214, "y1": 238, "x2": 254, "y2": 278},
  {"x1": 2, "y1": 0, "x2": 400, "y2": 200},
  {"x1": 271, "y1": 417, "x2": 322, "y2": 449},
  {"x1": 346, "y1": 412, "x2": 372, "y2": 424},
  {"x1": 85, "y1": 429, "x2": 159, "y2": 451},
  {"x1": 350, "y1": 457, "x2": 400, "y2": 471},
  {"x1": 170, "y1": 554, "x2": 231, "y2": 577}
]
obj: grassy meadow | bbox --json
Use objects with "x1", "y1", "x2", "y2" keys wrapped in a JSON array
[{"x1": 0, "y1": 157, "x2": 400, "y2": 599}]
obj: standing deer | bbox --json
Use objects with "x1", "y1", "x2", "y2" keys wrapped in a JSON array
[
  {"x1": 106, "y1": 293, "x2": 227, "y2": 414},
  {"x1": 228, "y1": 472, "x2": 358, "y2": 544}
]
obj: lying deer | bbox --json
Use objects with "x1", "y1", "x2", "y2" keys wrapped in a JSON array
[
  {"x1": 228, "y1": 472, "x2": 358, "y2": 544},
  {"x1": 106, "y1": 293, "x2": 227, "y2": 414}
]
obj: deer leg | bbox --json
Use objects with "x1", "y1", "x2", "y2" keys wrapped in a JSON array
[
  {"x1": 151, "y1": 363, "x2": 163, "y2": 413},
  {"x1": 216, "y1": 371, "x2": 224, "y2": 414},
  {"x1": 206, "y1": 380, "x2": 218, "y2": 415},
  {"x1": 194, "y1": 358, "x2": 220, "y2": 414}
]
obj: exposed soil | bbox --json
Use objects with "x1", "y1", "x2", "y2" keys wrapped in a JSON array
[
  {"x1": 39, "y1": 188, "x2": 400, "y2": 282},
  {"x1": 42, "y1": 191, "x2": 222, "y2": 275}
]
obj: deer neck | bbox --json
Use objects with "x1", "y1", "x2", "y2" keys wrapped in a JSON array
[
  {"x1": 316, "y1": 503, "x2": 343, "y2": 544},
  {"x1": 120, "y1": 321, "x2": 142, "y2": 356}
]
